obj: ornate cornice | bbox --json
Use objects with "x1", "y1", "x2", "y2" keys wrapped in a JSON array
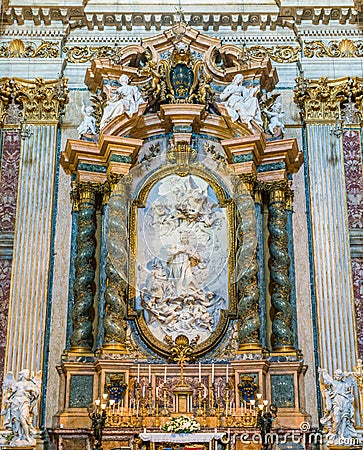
[
  {"x1": 0, "y1": 77, "x2": 68, "y2": 125},
  {"x1": 1, "y1": 3, "x2": 359, "y2": 31}
]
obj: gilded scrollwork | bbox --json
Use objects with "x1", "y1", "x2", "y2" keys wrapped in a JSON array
[
  {"x1": 265, "y1": 181, "x2": 294, "y2": 351},
  {"x1": 248, "y1": 45, "x2": 300, "y2": 63},
  {"x1": 63, "y1": 45, "x2": 121, "y2": 64},
  {"x1": 0, "y1": 39, "x2": 59, "y2": 58},
  {"x1": 304, "y1": 39, "x2": 363, "y2": 58}
]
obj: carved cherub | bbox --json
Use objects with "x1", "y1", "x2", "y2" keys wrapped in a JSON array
[
  {"x1": 264, "y1": 101, "x2": 285, "y2": 136},
  {"x1": 77, "y1": 103, "x2": 97, "y2": 136},
  {"x1": 198, "y1": 72, "x2": 214, "y2": 105},
  {"x1": 139, "y1": 49, "x2": 167, "y2": 104}
]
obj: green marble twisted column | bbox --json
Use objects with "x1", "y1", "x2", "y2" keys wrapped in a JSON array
[
  {"x1": 69, "y1": 182, "x2": 98, "y2": 351},
  {"x1": 103, "y1": 176, "x2": 129, "y2": 352},
  {"x1": 236, "y1": 174, "x2": 262, "y2": 351},
  {"x1": 267, "y1": 181, "x2": 294, "y2": 352}
]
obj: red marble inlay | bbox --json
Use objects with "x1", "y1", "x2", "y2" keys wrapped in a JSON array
[
  {"x1": 342, "y1": 130, "x2": 363, "y2": 229},
  {"x1": 352, "y1": 258, "x2": 363, "y2": 358},
  {"x1": 0, "y1": 131, "x2": 21, "y2": 232},
  {"x1": 0, "y1": 130, "x2": 21, "y2": 390},
  {"x1": 343, "y1": 130, "x2": 363, "y2": 357},
  {"x1": 0, "y1": 259, "x2": 12, "y2": 395}
]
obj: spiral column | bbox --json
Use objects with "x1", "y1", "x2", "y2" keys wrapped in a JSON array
[
  {"x1": 237, "y1": 174, "x2": 262, "y2": 351},
  {"x1": 267, "y1": 181, "x2": 295, "y2": 352},
  {"x1": 102, "y1": 177, "x2": 129, "y2": 352},
  {"x1": 69, "y1": 182, "x2": 98, "y2": 352}
]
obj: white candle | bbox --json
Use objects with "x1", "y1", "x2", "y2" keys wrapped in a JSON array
[
  {"x1": 156, "y1": 387, "x2": 159, "y2": 398},
  {"x1": 204, "y1": 386, "x2": 207, "y2": 398},
  {"x1": 137, "y1": 364, "x2": 140, "y2": 383},
  {"x1": 148, "y1": 364, "x2": 151, "y2": 383},
  {"x1": 199, "y1": 362, "x2": 202, "y2": 382},
  {"x1": 164, "y1": 365, "x2": 167, "y2": 383},
  {"x1": 226, "y1": 365, "x2": 229, "y2": 382},
  {"x1": 226, "y1": 402, "x2": 228, "y2": 417},
  {"x1": 212, "y1": 363, "x2": 214, "y2": 383},
  {"x1": 142, "y1": 385, "x2": 145, "y2": 397},
  {"x1": 217, "y1": 386, "x2": 220, "y2": 397}
]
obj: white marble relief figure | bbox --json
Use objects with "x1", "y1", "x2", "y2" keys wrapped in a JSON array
[
  {"x1": 1, "y1": 370, "x2": 42, "y2": 446},
  {"x1": 138, "y1": 175, "x2": 228, "y2": 343},
  {"x1": 100, "y1": 74, "x2": 144, "y2": 129},
  {"x1": 77, "y1": 103, "x2": 97, "y2": 136},
  {"x1": 220, "y1": 74, "x2": 263, "y2": 130},
  {"x1": 264, "y1": 102, "x2": 285, "y2": 135},
  {"x1": 319, "y1": 367, "x2": 357, "y2": 444}
]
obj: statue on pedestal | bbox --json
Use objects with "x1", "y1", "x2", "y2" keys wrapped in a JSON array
[
  {"x1": 1, "y1": 370, "x2": 42, "y2": 447},
  {"x1": 319, "y1": 367, "x2": 357, "y2": 445},
  {"x1": 220, "y1": 74, "x2": 263, "y2": 130},
  {"x1": 100, "y1": 74, "x2": 144, "y2": 129}
]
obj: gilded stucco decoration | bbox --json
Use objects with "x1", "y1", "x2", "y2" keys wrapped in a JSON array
[
  {"x1": 247, "y1": 45, "x2": 300, "y2": 63},
  {"x1": 84, "y1": 25, "x2": 278, "y2": 92},
  {"x1": 63, "y1": 44, "x2": 300, "y2": 64},
  {"x1": 294, "y1": 76, "x2": 363, "y2": 123},
  {"x1": 304, "y1": 39, "x2": 363, "y2": 58},
  {"x1": 0, "y1": 76, "x2": 68, "y2": 126},
  {"x1": 0, "y1": 40, "x2": 59, "y2": 58}
]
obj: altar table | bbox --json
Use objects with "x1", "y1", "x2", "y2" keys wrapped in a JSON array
[{"x1": 139, "y1": 432, "x2": 226, "y2": 450}]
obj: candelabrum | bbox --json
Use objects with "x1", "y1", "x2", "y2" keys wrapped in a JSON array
[
  {"x1": 257, "y1": 402, "x2": 277, "y2": 450},
  {"x1": 88, "y1": 397, "x2": 107, "y2": 450},
  {"x1": 91, "y1": 364, "x2": 277, "y2": 432}
]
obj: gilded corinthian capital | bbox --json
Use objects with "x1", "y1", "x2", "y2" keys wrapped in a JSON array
[
  {"x1": 294, "y1": 76, "x2": 351, "y2": 123},
  {"x1": 11, "y1": 77, "x2": 69, "y2": 124}
]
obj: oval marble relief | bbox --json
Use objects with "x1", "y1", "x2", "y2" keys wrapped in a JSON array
[{"x1": 135, "y1": 173, "x2": 229, "y2": 348}]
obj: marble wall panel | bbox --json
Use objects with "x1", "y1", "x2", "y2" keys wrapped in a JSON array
[
  {"x1": 342, "y1": 129, "x2": 363, "y2": 357},
  {"x1": 0, "y1": 131, "x2": 21, "y2": 390},
  {"x1": 342, "y1": 130, "x2": 363, "y2": 229},
  {"x1": 0, "y1": 132, "x2": 21, "y2": 232}
]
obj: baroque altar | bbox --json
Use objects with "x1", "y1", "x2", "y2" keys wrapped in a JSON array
[{"x1": 53, "y1": 24, "x2": 308, "y2": 450}]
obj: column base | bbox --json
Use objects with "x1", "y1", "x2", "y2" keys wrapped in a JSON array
[
  {"x1": 272, "y1": 345, "x2": 296, "y2": 354},
  {"x1": 66, "y1": 346, "x2": 94, "y2": 356},
  {"x1": 236, "y1": 343, "x2": 263, "y2": 353},
  {"x1": 101, "y1": 342, "x2": 129, "y2": 353}
]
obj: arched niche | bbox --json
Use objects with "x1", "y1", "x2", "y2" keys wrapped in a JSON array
[{"x1": 107, "y1": 138, "x2": 257, "y2": 358}]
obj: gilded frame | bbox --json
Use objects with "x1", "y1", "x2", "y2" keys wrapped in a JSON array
[{"x1": 128, "y1": 163, "x2": 237, "y2": 358}]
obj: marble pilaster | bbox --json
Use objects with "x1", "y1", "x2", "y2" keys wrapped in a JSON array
[
  {"x1": 3, "y1": 77, "x2": 68, "y2": 382},
  {"x1": 5, "y1": 124, "x2": 58, "y2": 375},
  {"x1": 294, "y1": 77, "x2": 358, "y2": 372},
  {"x1": 305, "y1": 124, "x2": 356, "y2": 372}
]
